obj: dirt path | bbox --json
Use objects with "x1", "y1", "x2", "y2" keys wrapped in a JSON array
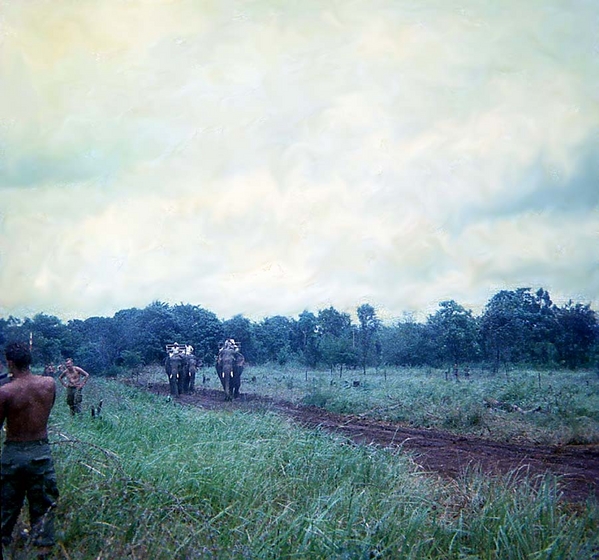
[{"x1": 146, "y1": 383, "x2": 599, "y2": 504}]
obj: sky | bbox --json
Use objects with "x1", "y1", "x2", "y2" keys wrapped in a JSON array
[{"x1": 1, "y1": 0, "x2": 598, "y2": 324}]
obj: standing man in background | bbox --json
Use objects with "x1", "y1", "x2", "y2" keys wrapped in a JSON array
[
  {"x1": 58, "y1": 358, "x2": 89, "y2": 415},
  {"x1": 1, "y1": 341, "x2": 59, "y2": 558}
]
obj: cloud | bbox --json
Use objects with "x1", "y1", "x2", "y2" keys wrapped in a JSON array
[
  {"x1": 509, "y1": 146, "x2": 599, "y2": 215},
  {"x1": 1, "y1": 0, "x2": 598, "y2": 322}
]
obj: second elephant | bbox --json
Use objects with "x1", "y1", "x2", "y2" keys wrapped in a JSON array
[{"x1": 215, "y1": 345, "x2": 245, "y2": 400}]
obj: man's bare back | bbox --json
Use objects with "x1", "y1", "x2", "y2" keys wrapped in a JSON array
[
  {"x1": 1, "y1": 341, "x2": 60, "y2": 553},
  {"x1": 0, "y1": 373, "x2": 56, "y2": 442}
]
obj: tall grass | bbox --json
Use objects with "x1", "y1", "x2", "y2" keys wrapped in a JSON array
[
  {"x1": 184, "y1": 363, "x2": 599, "y2": 445},
  {"x1": 11, "y1": 378, "x2": 596, "y2": 559}
]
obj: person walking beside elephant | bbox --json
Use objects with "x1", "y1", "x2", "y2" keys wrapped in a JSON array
[
  {"x1": 58, "y1": 358, "x2": 89, "y2": 415},
  {"x1": 1, "y1": 341, "x2": 59, "y2": 558}
]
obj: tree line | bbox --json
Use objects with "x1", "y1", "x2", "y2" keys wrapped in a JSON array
[{"x1": 0, "y1": 288, "x2": 597, "y2": 376}]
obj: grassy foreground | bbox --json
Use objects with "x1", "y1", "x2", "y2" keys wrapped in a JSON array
[{"x1": 7, "y1": 377, "x2": 592, "y2": 559}]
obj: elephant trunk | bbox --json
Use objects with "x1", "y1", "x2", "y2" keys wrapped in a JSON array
[
  {"x1": 223, "y1": 368, "x2": 232, "y2": 400},
  {"x1": 166, "y1": 355, "x2": 186, "y2": 397}
]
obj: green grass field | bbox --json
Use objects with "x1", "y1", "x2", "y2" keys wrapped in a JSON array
[
  {"x1": 144, "y1": 362, "x2": 599, "y2": 445},
  {"x1": 9, "y1": 365, "x2": 595, "y2": 559}
]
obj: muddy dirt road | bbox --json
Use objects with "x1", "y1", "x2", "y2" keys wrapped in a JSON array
[{"x1": 146, "y1": 383, "x2": 599, "y2": 503}]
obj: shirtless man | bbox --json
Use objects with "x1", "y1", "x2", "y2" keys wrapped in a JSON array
[
  {"x1": 58, "y1": 358, "x2": 89, "y2": 415},
  {"x1": 1, "y1": 341, "x2": 59, "y2": 557}
]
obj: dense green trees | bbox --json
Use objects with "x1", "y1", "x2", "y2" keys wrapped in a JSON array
[
  {"x1": 425, "y1": 300, "x2": 480, "y2": 373},
  {"x1": 380, "y1": 315, "x2": 433, "y2": 367},
  {"x1": 0, "y1": 288, "x2": 596, "y2": 375},
  {"x1": 293, "y1": 311, "x2": 319, "y2": 368},
  {"x1": 555, "y1": 302, "x2": 597, "y2": 369},
  {"x1": 254, "y1": 315, "x2": 293, "y2": 364},
  {"x1": 316, "y1": 307, "x2": 356, "y2": 374}
]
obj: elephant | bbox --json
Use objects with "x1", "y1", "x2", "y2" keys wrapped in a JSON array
[
  {"x1": 215, "y1": 341, "x2": 245, "y2": 401},
  {"x1": 164, "y1": 352, "x2": 191, "y2": 396}
]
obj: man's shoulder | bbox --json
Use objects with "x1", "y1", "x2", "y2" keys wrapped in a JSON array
[
  {"x1": 0, "y1": 374, "x2": 54, "y2": 403},
  {"x1": 0, "y1": 380, "x2": 18, "y2": 400},
  {"x1": 0, "y1": 382, "x2": 10, "y2": 397},
  {"x1": 27, "y1": 375, "x2": 56, "y2": 392}
]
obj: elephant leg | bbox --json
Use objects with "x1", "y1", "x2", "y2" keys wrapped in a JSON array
[
  {"x1": 216, "y1": 363, "x2": 225, "y2": 394},
  {"x1": 231, "y1": 365, "x2": 242, "y2": 398},
  {"x1": 223, "y1": 372, "x2": 232, "y2": 401},
  {"x1": 185, "y1": 363, "x2": 192, "y2": 393},
  {"x1": 189, "y1": 370, "x2": 196, "y2": 393},
  {"x1": 166, "y1": 364, "x2": 176, "y2": 396},
  {"x1": 169, "y1": 376, "x2": 179, "y2": 396}
]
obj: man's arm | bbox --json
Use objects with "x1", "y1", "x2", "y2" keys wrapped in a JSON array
[
  {"x1": 57, "y1": 369, "x2": 68, "y2": 387},
  {"x1": 75, "y1": 366, "x2": 90, "y2": 387}
]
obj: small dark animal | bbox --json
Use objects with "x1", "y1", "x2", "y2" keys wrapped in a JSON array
[{"x1": 90, "y1": 400, "x2": 103, "y2": 419}]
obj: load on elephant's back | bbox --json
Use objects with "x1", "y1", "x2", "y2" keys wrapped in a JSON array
[{"x1": 216, "y1": 339, "x2": 244, "y2": 401}]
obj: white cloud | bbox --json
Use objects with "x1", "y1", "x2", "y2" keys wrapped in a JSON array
[{"x1": 1, "y1": 0, "x2": 597, "y2": 321}]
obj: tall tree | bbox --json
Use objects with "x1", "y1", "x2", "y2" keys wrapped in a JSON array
[
  {"x1": 317, "y1": 307, "x2": 352, "y2": 338},
  {"x1": 427, "y1": 300, "x2": 479, "y2": 372},
  {"x1": 114, "y1": 301, "x2": 180, "y2": 364},
  {"x1": 255, "y1": 315, "x2": 293, "y2": 364},
  {"x1": 317, "y1": 307, "x2": 355, "y2": 373},
  {"x1": 293, "y1": 310, "x2": 320, "y2": 368},
  {"x1": 357, "y1": 304, "x2": 381, "y2": 374},
  {"x1": 172, "y1": 304, "x2": 223, "y2": 365},
  {"x1": 381, "y1": 316, "x2": 436, "y2": 367},
  {"x1": 527, "y1": 288, "x2": 559, "y2": 365},
  {"x1": 480, "y1": 288, "x2": 560, "y2": 371},
  {"x1": 74, "y1": 316, "x2": 121, "y2": 373},
  {"x1": 555, "y1": 302, "x2": 598, "y2": 369},
  {"x1": 480, "y1": 290, "x2": 530, "y2": 373},
  {"x1": 29, "y1": 313, "x2": 68, "y2": 367}
]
